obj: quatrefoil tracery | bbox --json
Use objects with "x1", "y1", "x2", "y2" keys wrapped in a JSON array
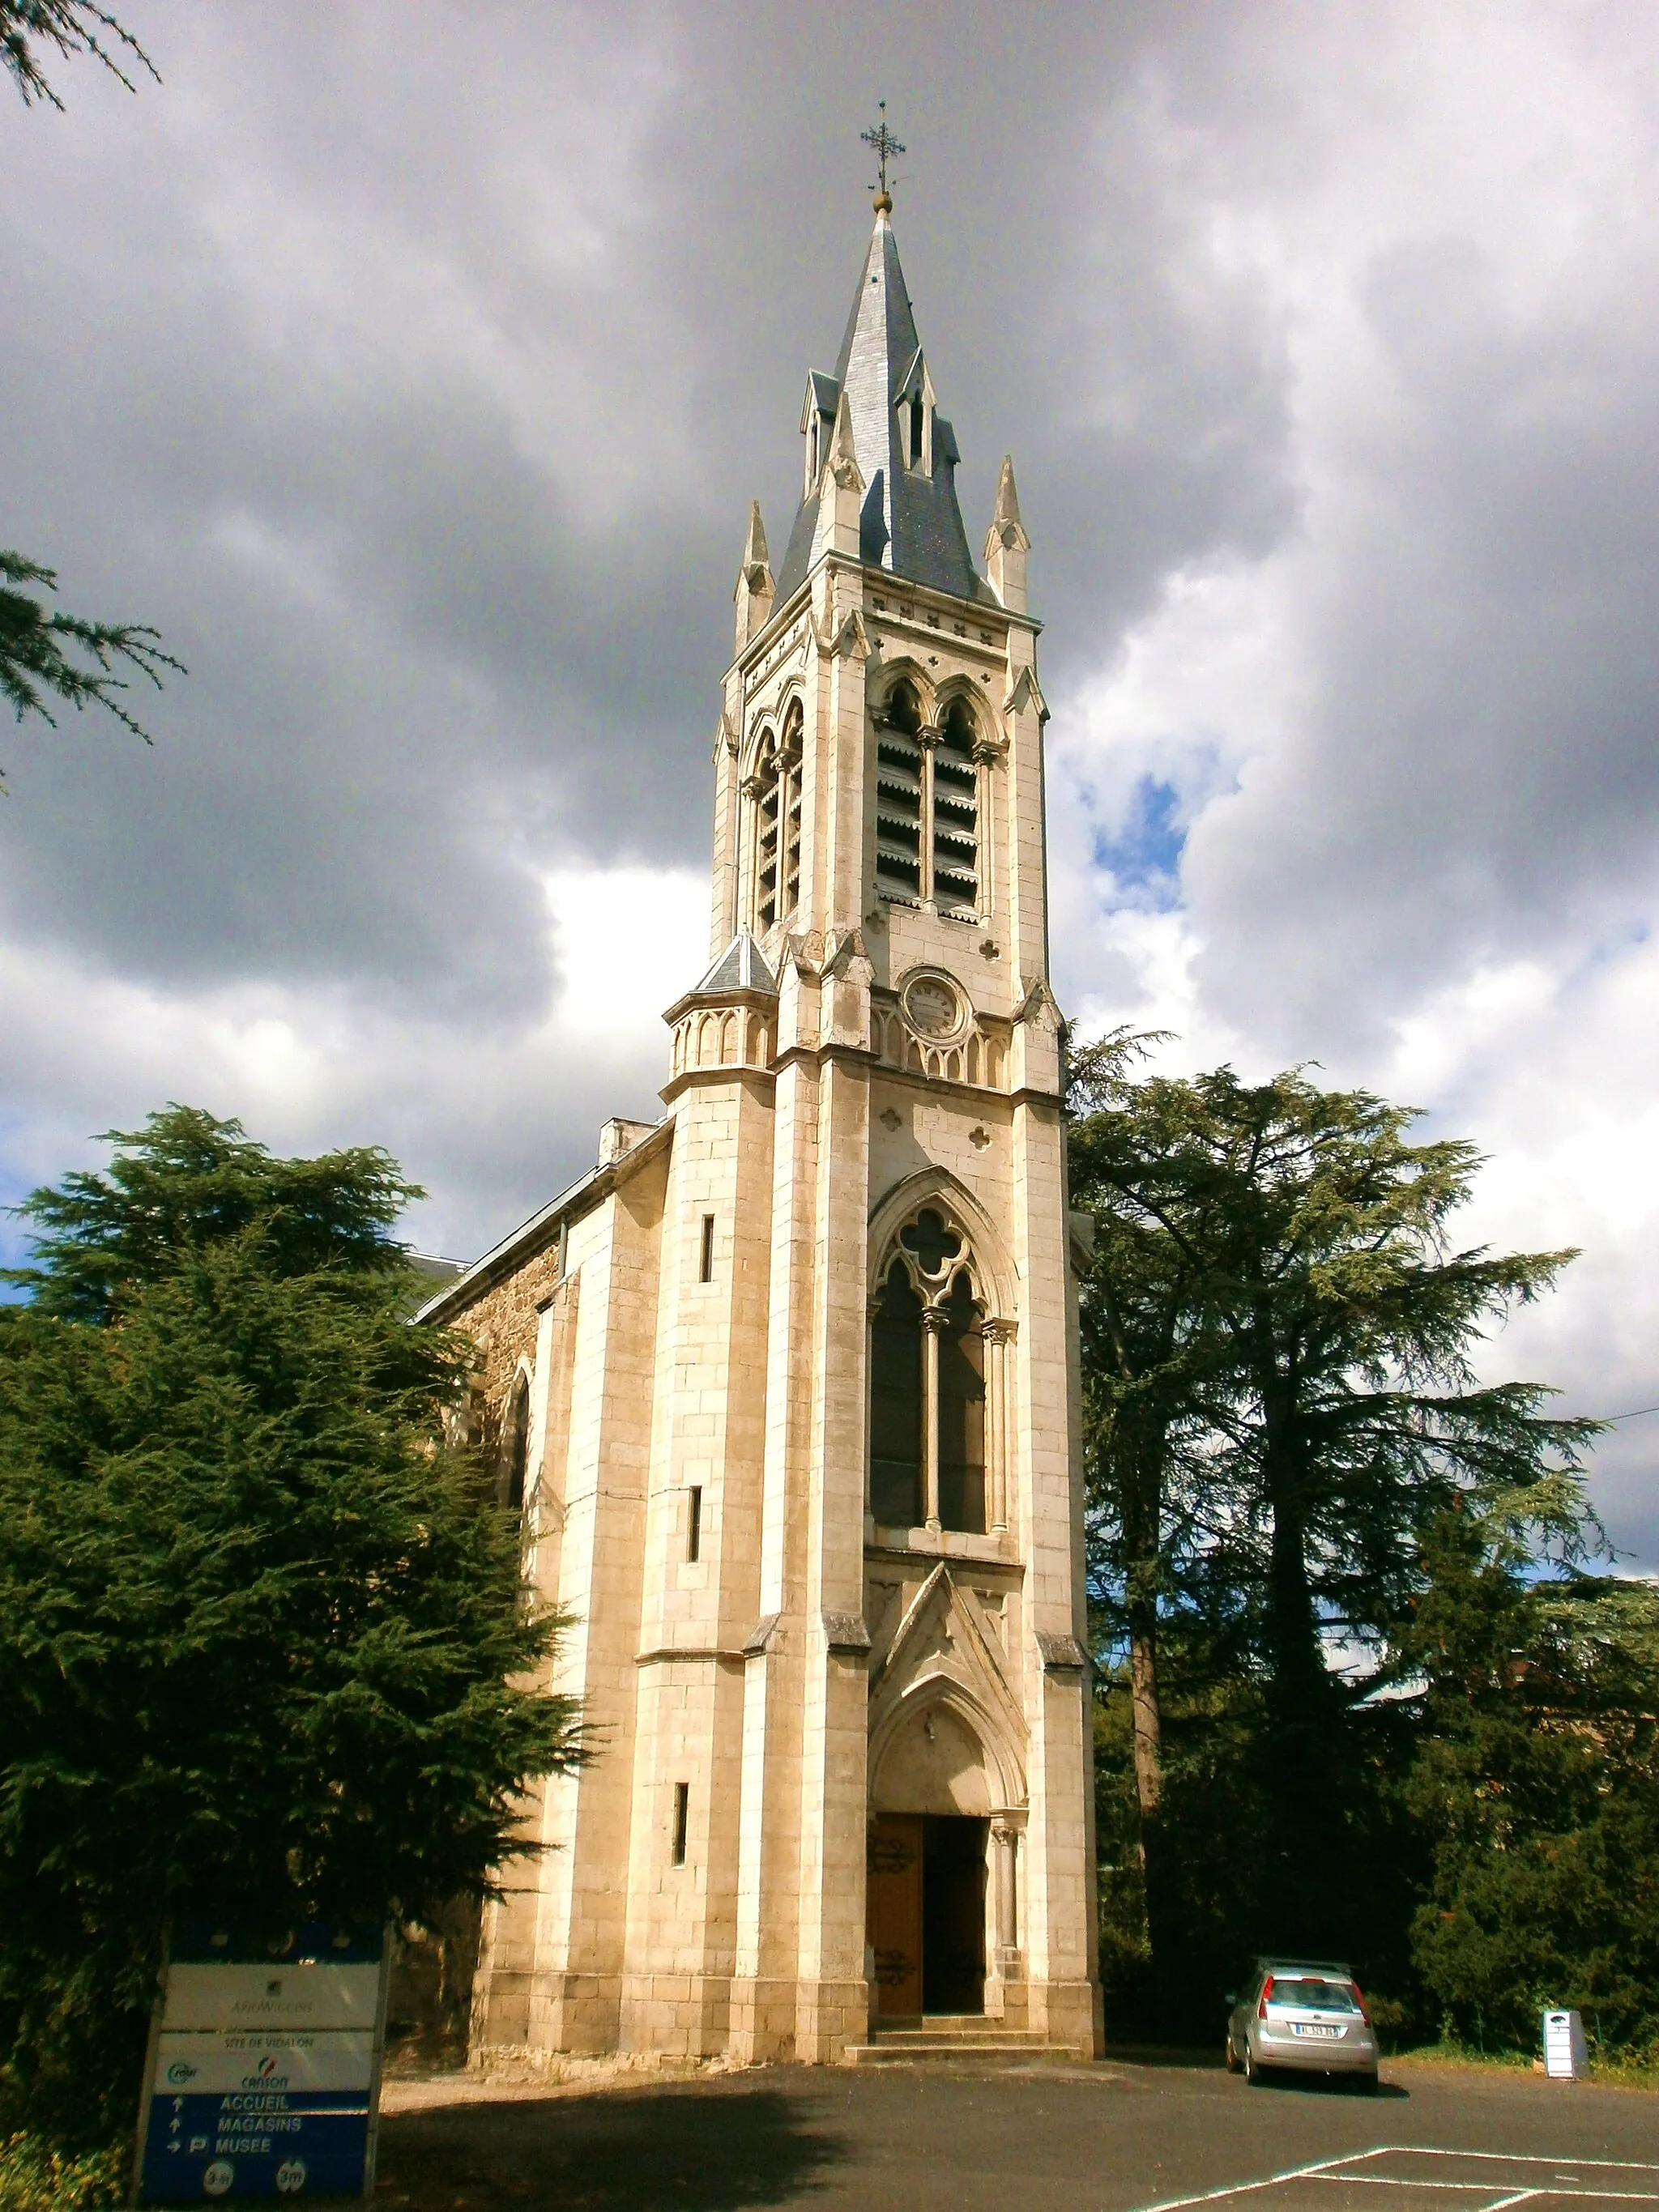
[
  {"x1": 878, "y1": 1205, "x2": 989, "y2": 1326},
  {"x1": 899, "y1": 1208, "x2": 962, "y2": 1280}
]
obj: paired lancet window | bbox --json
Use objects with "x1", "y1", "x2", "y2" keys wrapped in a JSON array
[
  {"x1": 870, "y1": 1206, "x2": 1010, "y2": 1537},
  {"x1": 873, "y1": 681, "x2": 980, "y2": 915},
  {"x1": 746, "y1": 699, "x2": 804, "y2": 932}
]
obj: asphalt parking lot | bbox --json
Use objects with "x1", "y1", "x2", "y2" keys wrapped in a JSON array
[{"x1": 373, "y1": 2056, "x2": 1658, "y2": 2212}]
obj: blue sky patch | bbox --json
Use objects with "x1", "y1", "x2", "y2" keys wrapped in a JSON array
[{"x1": 1094, "y1": 774, "x2": 1187, "y2": 909}]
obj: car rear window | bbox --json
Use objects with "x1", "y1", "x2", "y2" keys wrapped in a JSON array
[{"x1": 1265, "y1": 1977, "x2": 1358, "y2": 2010}]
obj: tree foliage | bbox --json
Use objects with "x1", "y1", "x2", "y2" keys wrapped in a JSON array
[
  {"x1": 0, "y1": 1109, "x2": 581, "y2": 2146},
  {"x1": 1068, "y1": 1045, "x2": 1641, "y2": 2049},
  {"x1": 2, "y1": 14, "x2": 178, "y2": 791},
  {"x1": 0, "y1": 552, "x2": 181, "y2": 791},
  {"x1": 1405, "y1": 1512, "x2": 1659, "y2": 2051},
  {"x1": 0, "y1": 0, "x2": 156, "y2": 109}
]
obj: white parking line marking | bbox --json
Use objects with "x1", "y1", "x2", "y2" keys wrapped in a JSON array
[
  {"x1": 1127, "y1": 2154, "x2": 1358, "y2": 2212},
  {"x1": 1125, "y1": 2149, "x2": 1659, "y2": 2212},
  {"x1": 1397, "y1": 2154, "x2": 1659, "y2": 2176},
  {"x1": 1325, "y1": 2183, "x2": 1659, "y2": 2201}
]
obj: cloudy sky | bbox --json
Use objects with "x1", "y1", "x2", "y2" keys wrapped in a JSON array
[{"x1": 4, "y1": 2, "x2": 1657, "y2": 1566}]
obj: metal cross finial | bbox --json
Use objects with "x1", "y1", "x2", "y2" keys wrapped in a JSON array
[{"x1": 861, "y1": 100, "x2": 906, "y2": 213}]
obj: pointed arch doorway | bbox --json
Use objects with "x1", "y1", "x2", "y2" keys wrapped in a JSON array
[{"x1": 867, "y1": 1700, "x2": 993, "y2": 2019}]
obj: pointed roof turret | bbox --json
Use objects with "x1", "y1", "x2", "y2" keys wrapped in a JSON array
[
  {"x1": 992, "y1": 454, "x2": 1022, "y2": 531},
  {"x1": 733, "y1": 499, "x2": 775, "y2": 651},
  {"x1": 740, "y1": 500, "x2": 770, "y2": 575},
  {"x1": 984, "y1": 450, "x2": 1031, "y2": 614},
  {"x1": 693, "y1": 931, "x2": 777, "y2": 998},
  {"x1": 774, "y1": 211, "x2": 992, "y2": 607}
]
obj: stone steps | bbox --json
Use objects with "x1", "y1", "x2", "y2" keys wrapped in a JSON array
[{"x1": 845, "y1": 2017, "x2": 1090, "y2": 2066}]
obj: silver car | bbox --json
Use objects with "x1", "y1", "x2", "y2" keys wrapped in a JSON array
[{"x1": 1225, "y1": 1958, "x2": 1380, "y2": 2090}]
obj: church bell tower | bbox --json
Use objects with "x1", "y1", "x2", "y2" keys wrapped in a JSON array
[{"x1": 450, "y1": 160, "x2": 1103, "y2": 2069}]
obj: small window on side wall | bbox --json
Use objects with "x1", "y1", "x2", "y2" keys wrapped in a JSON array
[{"x1": 503, "y1": 1373, "x2": 530, "y2": 1514}]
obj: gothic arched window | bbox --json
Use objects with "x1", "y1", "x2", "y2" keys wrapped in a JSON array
[
  {"x1": 872, "y1": 684, "x2": 980, "y2": 917},
  {"x1": 870, "y1": 1259, "x2": 923, "y2": 1528},
  {"x1": 936, "y1": 1269, "x2": 985, "y2": 1532},
  {"x1": 868, "y1": 1208, "x2": 997, "y2": 1539}
]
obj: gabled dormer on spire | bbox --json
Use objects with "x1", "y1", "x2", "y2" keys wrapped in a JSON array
[{"x1": 774, "y1": 210, "x2": 990, "y2": 607}]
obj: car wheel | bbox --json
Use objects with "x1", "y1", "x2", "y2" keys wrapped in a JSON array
[
  {"x1": 1244, "y1": 2042, "x2": 1267, "y2": 2086},
  {"x1": 1225, "y1": 2034, "x2": 1240, "y2": 2074}
]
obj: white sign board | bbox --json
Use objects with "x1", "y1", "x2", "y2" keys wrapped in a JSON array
[{"x1": 1543, "y1": 2008, "x2": 1588, "y2": 2079}]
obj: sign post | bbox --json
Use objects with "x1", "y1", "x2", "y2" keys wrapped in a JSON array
[{"x1": 132, "y1": 1924, "x2": 390, "y2": 2203}]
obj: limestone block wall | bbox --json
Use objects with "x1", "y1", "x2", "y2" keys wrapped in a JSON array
[{"x1": 621, "y1": 1065, "x2": 775, "y2": 2056}]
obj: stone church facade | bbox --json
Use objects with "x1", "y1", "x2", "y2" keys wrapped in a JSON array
[{"x1": 419, "y1": 202, "x2": 1103, "y2": 2065}]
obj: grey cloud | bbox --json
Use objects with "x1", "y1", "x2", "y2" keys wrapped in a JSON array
[{"x1": 2, "y1": 0, "x2": 1303, "y2": 1009}]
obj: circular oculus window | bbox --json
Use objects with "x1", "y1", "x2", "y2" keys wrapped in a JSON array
[{"x1": 902, "y1": 973, "x2": 964, "y2": 1041}]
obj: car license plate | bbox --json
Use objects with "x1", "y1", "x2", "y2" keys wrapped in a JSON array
[{"x1": 1291, "y1": 2023, "x2": 1340, "y2": 2038}]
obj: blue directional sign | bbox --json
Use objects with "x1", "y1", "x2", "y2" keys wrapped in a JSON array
[{"x1": 136, "y1": 1924, "x2": 388, "y2": 2202}]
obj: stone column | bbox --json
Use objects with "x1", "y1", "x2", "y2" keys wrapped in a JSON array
[
  {"x1": 920, "y1": 1306, "x2": 943, "y2": 1532},
  {"x1": 972, "y1": 736, "x2": 1001, "y2": 926},
  {"x1": 982, "y1": 1813, "x2": 1026, "y2": 2026},
  {"x1": 993, "y1": 1821, "x2": 1020, "y2": 1958},
  {"x1": 983, "y1": 1319, "x2": 1016, "y2": 1536},
  {"x1": 737, "y1": 774, "x2": 764, "y2": 937},
  {"x1": 917, "y1": 723, "x2": 940, "y2": 909}
]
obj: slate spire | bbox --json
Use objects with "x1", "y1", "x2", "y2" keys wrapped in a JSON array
[{"x1": 774, "y1": 210, "x2": 989, "y2": 607}]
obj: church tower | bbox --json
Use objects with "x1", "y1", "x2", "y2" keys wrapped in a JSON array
[{"x1": 422, "y1": 185, "x2": 1103, "y2": 2065}]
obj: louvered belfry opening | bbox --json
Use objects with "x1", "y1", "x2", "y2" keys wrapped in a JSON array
[
  {"x1": 753, "y1": 731, "x2": 780, "y2": 930},
  {"x1": 780, "y1": 699, "x2": 803, "y2": 917},
  {"x1": 875, "y1": 680, "x2": 923, "y2": 901},
  {"x1": 751, "y1": 702, "x2": 804, "y2": 934},
  {"x1": 932, "y1": 699, "x2": 979, "y2": 914}
]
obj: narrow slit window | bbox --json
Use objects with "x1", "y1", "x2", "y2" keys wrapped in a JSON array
[
  {"x1": 909, "y1": 392, "x2": 924, "y2": 467},
  {"x1": 672, "y1": 1782, "x2": 689, "y2": 1866},
  {"x1": 687, "y1": 1485, "x2": 702, "y2": 1563},
  {"x1": 699, "y1": 1213, "x2": 715, "y2": 1283},
  {"x1": 503, "y1": 1373, "x2": 530, "y2": 1514}
]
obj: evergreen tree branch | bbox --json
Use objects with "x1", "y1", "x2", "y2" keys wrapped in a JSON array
[
  {"x1": 0, "y1": 1, "x2": 158, "y2": 109},
  {"x1": 0, "y1": 552, "x2": 183, "y2": 791}
]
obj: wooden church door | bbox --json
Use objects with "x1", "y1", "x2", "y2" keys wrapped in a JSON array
[{"x1": 866, "y1": 1816, "x2": 923, "y2": 2017}]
